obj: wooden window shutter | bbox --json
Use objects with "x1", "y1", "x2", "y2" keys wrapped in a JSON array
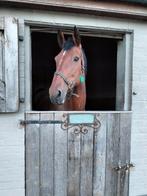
[{"x1": 0, "y1": 17, "x2": 19, "y2": 112}]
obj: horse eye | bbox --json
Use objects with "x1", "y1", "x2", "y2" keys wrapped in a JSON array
[{"x1": 73, "y1": 56, "x2": 79, "y2": 62}]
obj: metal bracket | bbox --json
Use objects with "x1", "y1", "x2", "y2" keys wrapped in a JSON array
[{"x1": 61, "y1": 113, "x2": 101, "y2": 134}]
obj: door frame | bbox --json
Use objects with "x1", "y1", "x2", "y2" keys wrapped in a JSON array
[{"x1": 24, "y1": 20, "x2": 133, "y2": 111}]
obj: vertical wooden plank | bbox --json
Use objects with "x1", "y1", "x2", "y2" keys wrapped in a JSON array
[
  {"x1": 116, "y1": 39, "x2": 125, "y2": 110},
  {"x1": 124, "y1": 34, "x2": 132, "y2": 111},
  {"x1": 54, "y1": 113, "x2": 68, "y2": 196},
  {"x1": 80, "y1": 127, "x2": 94, "y2": 196},
  {"x1": 119, "y1": 113, "x2": 131, "y2": 196},
  {"x1": 116, "y1": 34, "x2": 132, "y2": 111},
  {"x1": 105, "y1": 113, "x2": 120, "y2": 196},
  {"x1": 4, "y1": 17, "x2": 19, "y2": 112},
  {"x1": 0, "y1": 31, "x2": 5, "y2": 112},
  {"x1": 0, "y1": 31, "x2": 3, "y2": 80},
  {"x1": 0, "y1": 17, "x2": 4, "y2": 30},
  {"x1": 24, "y1": 25, "x2": 32, "y2": 111},
  {"x1": 26, "y1": 113, "x2": 40, "y2": 196},
  {"x1": 18, "y1": 19, "x2": 25, "y2": 102},
  {"x1": 67, "y1": 127, "x2": 81, "y2": 196},
  {"x1": 40, "y1": 113, "x2": 54, "y2": 196},
  {"x1": 93, "y1": 114, "x2": 107, "y2": 196}
]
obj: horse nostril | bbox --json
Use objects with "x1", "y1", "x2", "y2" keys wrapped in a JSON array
[{"x1": 57, "y1": 89, "x2": 62, "y2": 97}]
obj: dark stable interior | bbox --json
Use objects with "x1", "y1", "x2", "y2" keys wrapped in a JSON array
[{"x1": 32, "y1": 32, "x2": 117, "y2": 111}]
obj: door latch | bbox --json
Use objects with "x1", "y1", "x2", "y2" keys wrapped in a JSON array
[{"x1": 114, "y1": 163, "x2": 135, "y2": 172}]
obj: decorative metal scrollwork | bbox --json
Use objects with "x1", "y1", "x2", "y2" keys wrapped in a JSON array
[{"x1": 61, "y1": 113, "x2": 101, "y2": 134}]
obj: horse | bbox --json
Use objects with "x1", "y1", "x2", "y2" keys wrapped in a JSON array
[{"x1": 49, "y1": 27, "x2": 87, "y2": 111}]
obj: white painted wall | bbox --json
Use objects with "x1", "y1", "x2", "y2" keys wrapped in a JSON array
[{"x1": 0, "y1": 7, "x2": 147, "y2": 196}]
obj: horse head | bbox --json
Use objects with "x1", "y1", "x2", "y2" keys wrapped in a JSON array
[{"x1": 49, "y1": 26, "x2": 86, "y2": 106}]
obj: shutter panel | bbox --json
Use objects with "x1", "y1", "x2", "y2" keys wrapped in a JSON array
[
  {"x1": 0, "y1": 17, "x2": 19, "y2": 112},
  {"x1": 0, "y1": 31, "x2": 5, "y2": 111}
]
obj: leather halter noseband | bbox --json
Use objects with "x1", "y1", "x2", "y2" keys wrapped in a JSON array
[{"x1": 54, "y1": 71, "x2": 75, "y2": 90}]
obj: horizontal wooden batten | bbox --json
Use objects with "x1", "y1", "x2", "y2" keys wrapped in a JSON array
[
  {"x1": 30, "y1": 25, "x2": 126, "y2": 39},
  {"x1": 1, "y1": 0, "x2": 147, "y2": 21}
]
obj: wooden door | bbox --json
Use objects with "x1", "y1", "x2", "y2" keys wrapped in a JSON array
[{"x1": 25, "y1": 112, "x2": 131, "y2": 196}]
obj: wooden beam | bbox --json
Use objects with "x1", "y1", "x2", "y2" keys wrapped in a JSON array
[{"x1": 1, "y1": 0, "x2": 147, "y2": 20}]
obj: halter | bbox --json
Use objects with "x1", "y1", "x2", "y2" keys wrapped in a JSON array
[
  {"x1": 54, "y1": 71, "x2": 75, "y2": 90},
  {"x1": 54, "y1": 52, "x2": 85, "y2": 98}
]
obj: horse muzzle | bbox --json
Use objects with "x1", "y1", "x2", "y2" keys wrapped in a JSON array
[{"x1": 49, "y1": 89, "x2": 66, "y2": 105}]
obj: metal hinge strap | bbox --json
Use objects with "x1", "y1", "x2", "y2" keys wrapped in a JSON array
[{"x1": 20, "y1": 120, "x2": 63, "y2": 126}]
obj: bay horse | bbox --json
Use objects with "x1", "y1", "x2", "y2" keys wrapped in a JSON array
[{"x1": 49, "y1": 27, "x2": 87, "y2": 111}]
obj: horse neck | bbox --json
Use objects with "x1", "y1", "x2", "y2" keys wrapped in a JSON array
[{"x1": 71, "y1": 82, "x2": 86, "y2": 111}]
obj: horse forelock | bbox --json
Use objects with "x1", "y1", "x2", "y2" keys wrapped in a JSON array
[
  {"x1": 63, "y1": 37, "x2": 75, "y2": 51},
  {"x1": 63, "y1": 37, "x2": 87, "y2": 74}
]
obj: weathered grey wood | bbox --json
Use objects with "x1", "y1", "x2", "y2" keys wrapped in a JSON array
[
  {"x1": 67, "y1": 127, "x2": 81, "y2": 196},
  {"x1": 0, "y1": 31, "x2": 3, "y2": 80},
  {"x1": 54, "y1": 113, "x2": 68, "y2": 196},
  {"x1": 105, "y1": 113, "x2": 120, "y2": 196},
  {"x1": 1, "y1": 0, "x2": 147, "y2": 22},
  {"x1": 123, "y1": 34, "x2": 132, "y2": 111},
  {"x1": 93, "y1": 114, "x2": 107, "y2": 196},
  {"x1": 26, "y1": 113, "x2": 40, "y2": 196},
  {"x1": 4, "y1": 17, "x2": 19, "y2": 112},
  {"x1": 24, "y1": 25, "x2": 32, "y2": 110},
  {"x1": 18, "y1": 19, "x2": 25, "y2": 101},
  {"x1": 116, "y1": 39, "x2": 125, "y2": 110},
  {"x1": 0, "y1": 31, "x2": 5, "y2": 112},
  {"x1": 40, "y1": 113, "x2": 54, "y2": 196},
  {"x1": 80, "y1": 127, "x2": 94, "y2": 196},
  {"x1": 0, "y1": 17, "x2": 4, "y2": 30},
  {"x1": 118, "y1": 113, "x2": 132, "y2": 196},
  {"x1": 0, "y1": 80, "x2": 5, "y2": 112},
  {"x1": 25, "y1": 112, "x2": 131, "y2": 196},
  {"x1": 116, "y1": 33, "x2": 132, "y2": 111}
]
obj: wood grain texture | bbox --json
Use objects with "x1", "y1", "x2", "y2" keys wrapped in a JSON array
[
  {"x1": 0, "y1": 31, "x2": 5, "y2": 112},
  {"x1": 25, "y1": 113, "x2": 40, "y2": 196},
  {"x1": 67, "y1": 127, "x2": 81, "y2": 196},
  {"x1": 0, "y1": 17, "x2": 4, "y2": 30},
  {"x1": 40, "y1": 113, "x2": 54, "y2": 196},
  {"x1": 54, "y1": 113, "x2": 68, "y2": 196},
  {"x1": 116, "y1": 33, "x2": 132, "y2": 111},
  {"x1": 93, "y1": 114, "x2": 107, "y2": 196},
  {"x1": 80, "y1": 127, "x2": 93, "y2": 196},
  {"x1": 25, "y1": 112, "x2": 131, "y2": 196},
  {"x1": 119, "y1": 113, "x2": 131, "y2": 196},
  {"x1": 116, "y1": 39, "x2": 125, "y2": 110},
  {"x1": 105, "y1": 113, "x2": 120, "y2": 196},
  {"x1": 1, "y1": 0, "x2": 147, "y2": 21},
  {"x1": 4, "y1": 17, "x2": 19, "y2": 112},
  {"x1": 18, "y1": 19, "x2": 25, "y2": 101}
]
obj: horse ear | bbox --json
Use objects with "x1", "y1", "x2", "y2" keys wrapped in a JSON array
[
  {"x1": 73, "y1": 26, "x2": 81, "y2": 46},
  {"x1": 57, "y1": 30, "x2": 65, "y2": 48}
]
